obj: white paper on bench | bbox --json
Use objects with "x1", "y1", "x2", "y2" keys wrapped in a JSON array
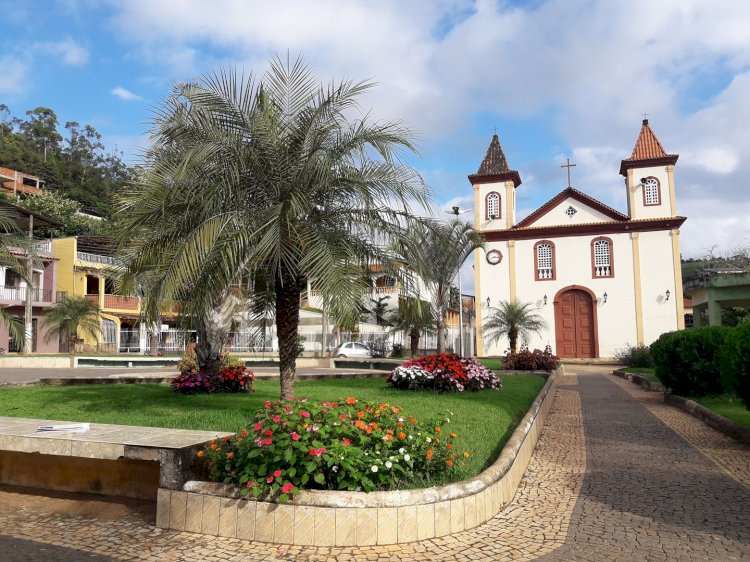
[{"x1": 36, "y1": 423, "x2": 91, "y2": 433}]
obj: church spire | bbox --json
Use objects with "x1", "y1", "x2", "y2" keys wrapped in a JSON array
[
  {"x1": 620, "y1": 119, "x2": 678, "y2": 176},
  {"x1": 469, "y1": 133, "x2": 521, "y2": 187}
]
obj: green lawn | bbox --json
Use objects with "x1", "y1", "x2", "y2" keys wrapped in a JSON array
[
  {"x1": 621, "y1": 367, "x2": 659, "y2": 382},
  {"x1": 695, "y1": 395, "x2": 750, "y2": 429},
  {"x1": 479, "y1": 357, "x2": 504, "y2": 370},
  {"x1": 0, "y1": 375, "x2": 545, "y2": 481}
]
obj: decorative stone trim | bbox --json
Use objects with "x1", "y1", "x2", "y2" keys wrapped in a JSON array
[
  {"x1": 156, "y1": 369, "x2": 559, "y2": 545},
  {"x1": 612, "y1": 369, "x2": 665, "y2": 392},
  {"x1": 665, "y1": 394, "x2": 750, "y2": 446}
]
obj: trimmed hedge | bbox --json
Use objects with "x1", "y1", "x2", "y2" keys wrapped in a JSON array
[
  {"x1": 721, "y1": 322, "x2": 750, "y2": 408},
  {"x1": 651, "y1": 327, "x2": 730, "y2": 397}
]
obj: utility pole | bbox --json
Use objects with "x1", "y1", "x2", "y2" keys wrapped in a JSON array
[
  {"x1": 23, "y1": 215, "x2": 34, "y2": 354},
  {"x1": 447, "y1": 206, "x2": 470, "y2": 356}
]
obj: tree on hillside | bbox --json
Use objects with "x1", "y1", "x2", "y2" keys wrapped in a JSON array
[
  {"x1": 393, "y1": 219, "x2": 483, "y2": 353},
  {"x1": 116, "y1": 57, "x2": 431, "y2": 399},
  {"x1": 483, "y1": 298, "x2": 547, "y2": 353}
]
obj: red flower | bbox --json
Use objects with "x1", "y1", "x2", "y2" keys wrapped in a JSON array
[
  {"x1": 273, "y1": 469, "x2": 282, "y2": 477},
  {"x1": 263, "y1": 429, "x2": 273, "y2": 436},
  {"x1": 264, "y1": 401, "x2": 272, "y2": 408},
  {"x1": 281, "y1": 483, "x2": 295, "y2": 494},
  {"x1": 273, "y1": 415, "x2": 281, "y2": 423},
  {"x1": 299, "y1": 411, "x2": 311, "y2": 418},
  {"x1": 291, "y1": 432, "x2": 300, "y2": 441},
  {"x1": 309, "y1": 448, "x2": 326, "y2": 457},
  {"x1": 342, "y1": 438, "x2": 351, "y2": 446},
  {"x1": 261, "y1": 438, "x2": 272, "y2": 446},
  {"x1": 266, "y1": 476, "x2": 274, "y2": 483},
  {"x1": 254, "y1": 423, "x2": 263, "y2": 431}
]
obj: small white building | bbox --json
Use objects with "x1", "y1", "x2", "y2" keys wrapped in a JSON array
[{"x1": 472, "y1": 120, "x2": 686, "y2": 358}]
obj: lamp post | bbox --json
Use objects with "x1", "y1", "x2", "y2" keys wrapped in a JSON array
[{"x1": 447, "y1": 206, "x2": 470, "y2": 356}]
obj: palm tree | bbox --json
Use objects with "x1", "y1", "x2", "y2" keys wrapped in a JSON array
[
  {"x1": 116, "y1": 57, "x2": 430, "y2": 399},
  {"x1": 41, "y1": 296, "x2": 101, "y2": 354},
  {"x1": 483, "y1": 298, "x2": 547, "y2": 353},
  {"x1": 393, "y1": 219, "x2": 483, "y2": 353},
  {"x1": 389, "y1": 296, "x2": 435, "y2": 357}
]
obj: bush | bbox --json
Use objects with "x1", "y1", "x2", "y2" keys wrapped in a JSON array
[
  {"x1": 198, "y1": 398, "x2": 464, "y2": 502},
  {"x1": 390, "y1": 343, "x2": 405, "y2": 358},
  {"x1": 177, "y1": 350, "x2": 242, "y2": 376},
  {"x1": 172, "y1": 365, "x2": 254, "y2": 394},
  {"x1": 502, "y1": 347, "x2": 559, "y2": 372},
  {"x1": 614, "y1": 344, "x2": 653, "y2": 368},
  {"x1": 388, "y1": 353, "x2": 501, "y2": 392},
  {"x1": 651, "y1": 327, "x2": 730, "y2": 397},
  {"x1": 721, "y1": 322, "x2": 750, "y2": 408},
  {"x1": 365, "y1": 338, "x2": 389, "y2": 358}
]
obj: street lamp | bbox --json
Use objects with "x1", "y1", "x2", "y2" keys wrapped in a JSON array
[{"x1": 447, "y1": 206, "x2": 471, "y2": 356}]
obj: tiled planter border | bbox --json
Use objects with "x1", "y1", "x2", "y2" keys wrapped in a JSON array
[
  {"x1": 665, "y1": 394, "x2": 750, "y2": 446},
  {"x1": 156, "y1": 367, "x2": 560, "y2": 545}
]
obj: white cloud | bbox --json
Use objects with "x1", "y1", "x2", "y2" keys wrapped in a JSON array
[
  {"x1": 110, "y1": 86, "x2": 143, "y2": 101},
  {"x1": 35, "y1": 38, "x2": 89, "y2": 65},
  {"x1": 0, "y1": 56, "x2": 28, "y2": 96}
]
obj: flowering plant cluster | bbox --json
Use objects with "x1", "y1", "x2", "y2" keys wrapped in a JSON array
[
  {"x1": 172, "y1": 365, "x2": 254, "y2": 394},
  {"x1": 177, "y1": 350, "x2": 243, "y2": 376},
  {"x1": 197, "y1": 398, "x2": 466, "y2": 502},
  {"x1": 388, "y1": 353, "x2": 501, "y2": 392},
  {"x1": 502, "y1": 346, "x2": 559, "y2": 372}
]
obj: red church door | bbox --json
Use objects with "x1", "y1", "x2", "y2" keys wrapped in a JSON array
[{"x1": 555, "y1": 289, "x2": 596, "y2": 358}]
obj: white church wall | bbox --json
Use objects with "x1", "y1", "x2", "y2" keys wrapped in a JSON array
[
  {"x1": 638, "y1": 230, "x2": 679, "y2": 345},
  {"x1": 476, "y1": 180, "x2": 512, "y2": 230},
  {"x1": 629, "y1": 165, "x2": 673, "y2": 219},
  {"x1": 478, "y1": 241, "x2": 513, "y2": 355},
  {"x1": 529, "y1": 197, "x2": 616, "y2": 227}
]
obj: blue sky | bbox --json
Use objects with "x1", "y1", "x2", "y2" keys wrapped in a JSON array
[{"x1": 2, "y1": 0, "x2": 750, "y2": 280}]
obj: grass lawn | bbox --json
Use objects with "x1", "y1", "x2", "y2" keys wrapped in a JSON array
[
  {"x1": 695, "y1": 395, "x2": 750, "y2": 429},
  {"x1": 0, "y1": 375, "x2": 545, "y2": 482},
  {"x1": 621, "y1": 367, "x2": 659, "y2": 382},
  {"x1": 479, "y1": 357, "x2": 504, "y2": 370}
]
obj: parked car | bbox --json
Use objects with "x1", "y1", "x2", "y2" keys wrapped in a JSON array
[{"x1": 333, "y1": 342, "x2": 371, "y2": 358}]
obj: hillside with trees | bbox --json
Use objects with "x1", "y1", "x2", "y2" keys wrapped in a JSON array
[{"x1": 0, "y1": 104, "x2": 133, "y2": 215}]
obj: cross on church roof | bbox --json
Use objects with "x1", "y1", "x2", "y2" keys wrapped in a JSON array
[{"x1": 561, "y1": 158, "x2": 576, "y2": 187}]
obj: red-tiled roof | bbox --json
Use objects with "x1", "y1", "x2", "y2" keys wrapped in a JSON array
[
  {"x1": 515, "y1": 187, "x2": 630, "y2": 228},
  {"x1": 620, "y1": 119, "x2": 679, "y2": 175}
]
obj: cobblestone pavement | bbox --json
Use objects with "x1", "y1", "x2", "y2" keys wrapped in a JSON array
[{"x1": 0, "y1": 367, "x2": 749, "y2": 560}]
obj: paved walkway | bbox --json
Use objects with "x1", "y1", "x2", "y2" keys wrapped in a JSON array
[{"x1": 0, "y1": 366, "x2": 748, "y2": 560}]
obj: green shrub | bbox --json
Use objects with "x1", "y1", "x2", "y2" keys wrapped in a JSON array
[
  {"x1": 651, "y1": 327, "x2": 730, "y2": 397},
  {"x1": 177, "y1": 350, "x2": 241, "y2": 376},
  {"x1": 614, "y1": 344, "x2": 653, "y2": 368},
  {"x1": 390, "y1": 343, "x2": 405, "y2": 358},
  {"x1": 721, "y1": 322, "x2": 750, "y2": 408},
  {"x1": 198, "y1": 398, "x2": 463, "y2": 502},
  {"x1": 502, "y1": 347, "x2": 559, "y2": 372}
]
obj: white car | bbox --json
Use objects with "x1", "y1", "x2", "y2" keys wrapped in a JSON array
[{"x1": 333, "y1": 342, "x2": 371, "y2": 358}]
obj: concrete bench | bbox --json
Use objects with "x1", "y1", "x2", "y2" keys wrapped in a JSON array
[{"x1": 0, "y1": 416, "x2": 232, "y2": 501}]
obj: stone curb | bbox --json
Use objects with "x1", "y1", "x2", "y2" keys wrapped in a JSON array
[
  {"x1": 156, "y1": 368, "x2": 559, "y2": 545},
  {"x1": 612, "y1": 368, "x2": 666, "y2": 392},
  {"x1": 665, "y1": 394, "x2": 750, "y2": 446}
]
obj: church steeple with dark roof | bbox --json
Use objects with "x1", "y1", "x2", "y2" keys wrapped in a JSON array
[{"x1": 469, "y1": 134, "x2": 522, "y2": 187}]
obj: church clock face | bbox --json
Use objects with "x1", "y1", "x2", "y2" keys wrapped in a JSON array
[{"x1": 486, "y1": 250, "x2": 502, "y2": 265}]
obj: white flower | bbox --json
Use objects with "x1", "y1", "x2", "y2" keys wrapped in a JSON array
[
  {"x1": 398, "y1": 417, "x2": 404, "y2": 422},
  {"x1": 426, "y1": 437, "x2": 432, "y2": 443},
  {"x1": 385, "y1": 461, "x2": 393, "y2": 469},
  {"x1": 398, "y1": 448, "x2": 405, "y2": 454},
  {"x1": 403, "y1": 454, "x2": 411, "y2": 461},
  {"x1": 371, "y1": 465, "x2": 378, "y2": 472},
  {"x1": 332, "y1": 465, "x2": 339, "y2": 472}
]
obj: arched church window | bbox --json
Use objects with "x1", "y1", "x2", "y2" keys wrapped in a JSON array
[
  {"x1": 591, "y1": 237, "x2": 614, "y2": 278},
  {"x1": 485, "y1": 192, "x2": 501, "y2": 220},
  {"x1": 534, "y1": 241, "x2": 555, "y2": 281},
  {"x1": 643, "y1": 177, "x2": 661, "y2": 206}
]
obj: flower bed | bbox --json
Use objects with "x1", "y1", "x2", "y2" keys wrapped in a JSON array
[
  {"x1": 502, "y1": 347, "x2": 558, "y2": 372},
  {"x1": 198, "y1": 398, "x2": 463, "y2": 502},
  {"x1": 388, "y1": 353, "x2": 501, "y2": 392},
  {"x1": 172, "y1": 365, "x2": 254, "y2": 394}
]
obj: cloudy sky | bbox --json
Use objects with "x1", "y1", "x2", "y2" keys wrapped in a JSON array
[{"x1": 2, "y1": 0, "x2": 749, "y2": 289}]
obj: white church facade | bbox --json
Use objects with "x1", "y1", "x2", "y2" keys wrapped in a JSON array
[{"x1": 472, "y1": 120, "x2": 686, "y2": 358}]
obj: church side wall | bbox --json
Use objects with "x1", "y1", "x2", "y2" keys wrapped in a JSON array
[
  {"x1": 638, "y1": 230, "x2": 679, "y2": 344},
  {"x1": 479, "y1": 240, "x2": 513, "y2": 355}
]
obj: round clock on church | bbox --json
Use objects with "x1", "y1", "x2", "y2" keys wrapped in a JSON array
[{"x1": 486, "y1": 250, "x2": 502, "y2": 265}]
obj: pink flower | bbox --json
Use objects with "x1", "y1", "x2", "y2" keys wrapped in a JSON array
[
  {"x1": 261, "y1": 438, "x2": 272, "y2": 446},
  {"x1": 299, "y1": 411, "x2": 311, "y2": 418},
  {"x1": 254, "y1": 423, "x2": 263, "y2": 431},
  {"x1": 263, "y1": 429, "x2": 273, "y2": 436},
  {"x1": 342, "y1": 438, "x2": 351, "y2": 446},
  {"x1": 339, "y1": 414, "x2": 348, "y2": 420},
  {"x1": 291, "y1": 432, "x2": 300, "y2": 441},
  {"x1": 273, "y1": 415, "x2": 281, "y2": 423},
  {"x1": 264, "y1": 401, "x2": 272, "y2": 408},
  {"x1": 246, "y1": 480, "x2": 254, "y2": 488},
  {"x1": 308, "y1": 448, "x2": 327, "y2": 457},
  {"x1": 266, "y1": 476, "x2": 274, "y2": 483},
  {"x1": 281, "y1": 483, "x2": 295, "y2": 494},
  {"x1": 273, "y1": 469, "x2": 282, "y2": 477},
  {"x1": 322, "y1": 402, "x2": 330, "y2": 407},
  {"x1": 284, "y1": 405, "x2": 292, "y2": 413}
]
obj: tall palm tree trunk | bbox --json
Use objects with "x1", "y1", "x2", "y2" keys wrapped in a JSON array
[
  {"x1": 276, "y1": 273, "x2": 302, "y2": 400},
  {"x1": 509, "y1": 329, "x2": 518, "y2": 353},
  {"x1": 409, "y1": 328, "x2": 420, "y2": 357},
  {"x1": 195, "y1": 293, "x2": 239, "y2": 376},
  {"x1": 436, "y1": 321, "x2": 446, "y2": 353}
]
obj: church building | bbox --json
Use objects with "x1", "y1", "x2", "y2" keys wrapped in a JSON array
[{"x1": 472, "y1": 120, "x2": 686, "y2": 358}]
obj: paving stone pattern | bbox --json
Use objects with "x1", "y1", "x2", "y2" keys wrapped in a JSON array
[{"x1": 0, "y1": 367, "x2": 748, "y2": 560}]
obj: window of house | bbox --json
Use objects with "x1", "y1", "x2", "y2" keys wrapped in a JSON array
[
  {"x1": 534, "y1": 241, "x2": 555, "y2": 280},
  {"x1": 643, "y1": 177, "x2": 661, "y2": 206},
  {"x1": 486, "y1": 192, "x2": 501, "y2": 220},
  {"x1": 591, "y1": 237, "x2": 614, "y2": 278}
]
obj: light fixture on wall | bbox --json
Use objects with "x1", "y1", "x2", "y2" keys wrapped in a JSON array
[
  {"x1": 603, "y1": 292, "x2": 608, "y2": 303},
  {"x1": 486, "y1": 297, "x2": 491, "y2": 308},
  {"x1": 489, "y1": 213, "x2": 497, "y2": 220},
  {"x1": 543, "y1": 294, "x2": 547, "y2": 306},
  {"x1": 665, "y1": 289, "x2": 670, "y2": 301}
]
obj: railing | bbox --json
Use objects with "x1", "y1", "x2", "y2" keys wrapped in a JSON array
[
  {"x1": 34, "y1": 240, "x2": 52, "y2": 253},
  {"x1": 0, "y1": 285, "x2": 59, "y2": 303},
  {"x1": 373, "y1": 286, "x2": 398, "y2": 295},
  {"x1": 103, "y1": 294, "x2": 140, "y2": 310},
  {"x1": 85, "y1": 294, "x2": 99, "y2": 306},
  {"x1": 594, "y1": 265, "x2": 611, "y2": 277},
  {"x1": 76, "y1": 252, "x2": 124, "y2": 267},
  {"x1": 538, "y1": 267, "x2": 553, "y2": 280}
]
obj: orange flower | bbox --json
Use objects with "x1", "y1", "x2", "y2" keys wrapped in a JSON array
[
  {"x1": 426, "y1": 449, "x2": 433, "y2": 461},
  {"x1": 209, "y1": 441, "x2": 218, "y2": 451},
  {"x1": 463, "y1": 451, "x2": 470, "y2": 458},
  {"x1": 366, "y1": 426, "x2": 373, "y2": 434},
  {"x1": 446, "y1": 460, "x2": 453, "y2": 467},
  {"x1": 434, "y1": 427, "x2": 442, "y2": 434},
  {"x1": 383, "y1": 434, "x2": 393, "y2": 441},
  {"x1": 346, "y1": 397, "x2": 358, "y2": 405},
  {"x1": 197, "y1": 450, "x2": 204, "y2": 458},
  {"x1": 226, "y1": 452, "x2": 234, "y2": 459},
  {"x1": 369, "y1": 422, "x2": 378, "y2": 430},
  {"x1": 355, "y1": 420, "x2": 367, "y2": 430},
  {"x1": 357, "y1": 411, "x2": 365, "y2": 418},
  {"x1": 396, "y1": 422, "x2": 404, "y2": 427},
  {"x1": 398, "y1": 432, "x2": 406, "y2": 440},
  {"x1": 449, "y1": 433, "x2": 457, "y2": 438},
  {"x1": 447, "y1": 443, "x2": 453, "y2": 449},
  {"x1": 391, "y1": 406, "x2": 400, "y2": 414}
]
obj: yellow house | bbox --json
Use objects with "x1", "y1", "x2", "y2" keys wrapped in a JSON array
[{"x1": 52, "y1": 236, "x2": 142, "y2": 352}]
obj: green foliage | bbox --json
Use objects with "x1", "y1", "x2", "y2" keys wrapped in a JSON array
[
  {"x1": 614, "y1": 343, "x2": 654, "y2": 368},
  {"x1": 13, "y1": 190, "x2": 112, "y2": 236},
  {"x1": 502, "y1": 347, "x2": 559, "y2": 372},
  {"x1": 721, "y1": 322, "x2": 750, "y2": 408},
  {"x1": 177, "y1": 350, "x2": 242, "y2": 376},
  {"x1": 198, "y1": 398, "x2": 462, "y2": 501},
  {"x1": 0, "y1": 105, "x2": 132, "y2": 213},
  {"x1": 483, "y1": 299, "x2": 548, "y2": 353},
  {"x1": 41, "y1": 296, "x2": 102, "y2": 353},
  {"x1": 650, "y1": 327, "x2": 730, "y2": 397},
  {"x1": 390, "y1": 343, "x2": 405, "y2": 358}
]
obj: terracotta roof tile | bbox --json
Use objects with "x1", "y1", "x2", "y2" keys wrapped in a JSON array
[
  {"x1": 626, "y1": 119, "x2": 674, "y2": 161},
  {"x1": 515, "y1": 187, "x2": 630, "y2": 228},
  {"x1": 477, "y1": 134, "x2": 512, "y2": 175}
]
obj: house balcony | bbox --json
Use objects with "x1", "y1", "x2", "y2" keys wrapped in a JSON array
[
  {"x1": 0, "y1": 286, "x2": 66, "y2": 307},
  {"x1": 86, "y1": 294, "x2": 141, "y2": 312}
]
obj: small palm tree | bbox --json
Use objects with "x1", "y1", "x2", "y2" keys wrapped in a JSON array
[
  {"x1": 389, "y1": 296, "x2": 435, "y2": 357},
  {"x1": 483, "y1": 299, "x2": 547, "y2": 353},
  {"x1": 42, "y1": 296, "x2": 101, "y2": 354}
]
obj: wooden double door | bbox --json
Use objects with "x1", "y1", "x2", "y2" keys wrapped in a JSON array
[{"x1": 554, "y1": 289, "x2": 596, "y2": 358}]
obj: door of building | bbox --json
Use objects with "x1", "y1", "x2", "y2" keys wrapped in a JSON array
[{"x1": 555, "y1": 289, "x2": 596, "y2": 358}]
